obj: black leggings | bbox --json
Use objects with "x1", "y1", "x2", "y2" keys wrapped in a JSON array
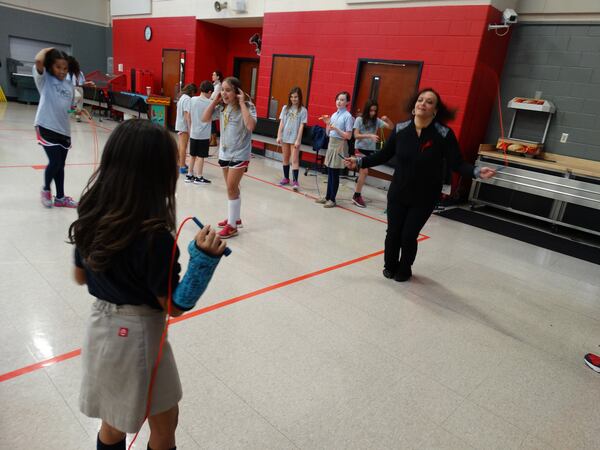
[
  {"x1": 43, "y1": 145, "x2": 69, "y2": 199},
  {"x1": 384, "y1": 202, "x2": 435, "y2": 272},
  {"x1": 326, "y1": 168, "x2": 340, "y2": 202}
]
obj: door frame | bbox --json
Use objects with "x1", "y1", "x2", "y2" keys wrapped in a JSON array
[
  {"x1": 351, "y1": 58, "x2": 423, "y2": 114},
  {"x1": 161, "y1": 48, "x2": 186, "y2": 96},
  {"x1": 268, "y1": 54, "x2": 314, "y2": 118},
  {"x1": 233, "y1": 57, "x2": 260, "y2": 79}
]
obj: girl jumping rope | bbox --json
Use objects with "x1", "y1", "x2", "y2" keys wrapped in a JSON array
[
  {"x1": 202, "y1": 77, "x2": 257, "y2": 239},
  {"x1": 351, "y1": 99, "x2": 393, "y2": 208},
  {"x1": 70, "y1": 119, "x2": 226, "y2": 450},
  {"x1": 276, "y1": 87, "x2": 307, "y2": 191},
  {"x1": 33, "y1": 47, "x2": 77, "y2": 208},
  {"x1": 175, "y1": 83, "x2": 197, "y2": 173},
  {"x1": 316, "y1": 91, "x2": 354, "y2": 208}
]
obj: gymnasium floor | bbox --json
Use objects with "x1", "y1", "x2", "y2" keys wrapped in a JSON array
[{"x1": 1, "y1": 101, "x2": 599, "y2": 449}]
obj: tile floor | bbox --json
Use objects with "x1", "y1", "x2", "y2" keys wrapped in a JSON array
[{"x1": 0, "y1": 102, "x2": 599, "y2": 449}]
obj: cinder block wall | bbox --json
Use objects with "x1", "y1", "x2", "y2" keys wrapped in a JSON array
[{"x1": 486, "y1": 24, "x2": 600, "y2": 161}]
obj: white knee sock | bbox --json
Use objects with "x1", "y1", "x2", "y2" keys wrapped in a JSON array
[{"x1": 228, "y1": 197, "x2": 241, "y2": 227}]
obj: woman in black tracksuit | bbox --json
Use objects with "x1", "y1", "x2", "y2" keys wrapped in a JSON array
[{"x1": 346, "y1": 88, "x2": 496, "y2": 282}]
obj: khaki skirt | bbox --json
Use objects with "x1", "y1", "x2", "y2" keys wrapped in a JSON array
[
  {"x1": 324, "y1": 137, "x2": 348, "y2": 169},
  {"x1": 79, "y1": 299, "x2": 182, "y2": 433}
]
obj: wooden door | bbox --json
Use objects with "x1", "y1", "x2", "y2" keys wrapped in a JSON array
[
  {"x1": 352, "y1": 60, "x2": 421, "y2": 133},
  {"x1": 269, "y1": 55, "x2": 313, "y2": 119},
  {"x1": 234, "y1": 58, "x2": 259, "y2": 102},
  {"x1": 162, "y1": 49, "x2": 185, "y2": 128}
]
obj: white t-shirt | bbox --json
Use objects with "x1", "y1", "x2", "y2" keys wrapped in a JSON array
[
  {"x1": 175, "y1": 94, "x2": 191, "y2": 132},
  {"x1": 210, "y1": 81, "x2": 222, "y2": 101},
  {"x1": 67, "y1": 72, "x2": 85, "y2": 87},
  {"x1": 189, "y1": 96, "x2": 214, "y2": 140}
]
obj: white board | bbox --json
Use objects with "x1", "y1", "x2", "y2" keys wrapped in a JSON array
[{"x1": 111, "y1": 0, "x2": 151, "y2": 16}]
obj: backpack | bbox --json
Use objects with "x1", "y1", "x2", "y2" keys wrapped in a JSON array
[{"x1": 311, "y1": 125, "x2": 329, "y2": 152}]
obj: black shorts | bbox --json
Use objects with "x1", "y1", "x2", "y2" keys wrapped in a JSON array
[
  {"x1": 356, "y1": 149, "x2": 375, "y2": 157},
  {"x1": 190, "y1": 138, "x2": 210, "y2": 157},
  {"x1": 36, "y1": 126, "x2": 71, "y2": 149},
  {"x1": 218, "y1": 159, "x2": 250, "y2": 169}
]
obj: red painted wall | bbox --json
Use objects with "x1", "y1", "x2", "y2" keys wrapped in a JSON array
[
  {"x1": 256, "y1": 5, "x2": 510, "y2": 164},
  {"x1": 114, "y1": 18, "x2": 262, "y2": 93},
  {"x1": 225, "y1": 27, "x2": 263, "y2": 76},
  {"x1": 113, "y1": 17, "x2": 197, "y2": 95},
  {"x1": 195, "y1": 21, "x2": 228, "y2": 83}
]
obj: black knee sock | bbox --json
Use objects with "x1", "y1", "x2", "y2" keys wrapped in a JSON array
[
  {"x1": 283, "y1": 165, "x2": 290, "y2": 179},
  {"x1": 97, "y1": 435, "x2": 126, "y2": 450},
  {"x1": 292, "y1": 169, "x2": 299, "y2": 182}
]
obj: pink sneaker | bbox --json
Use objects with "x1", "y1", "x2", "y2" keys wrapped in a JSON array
[
  {"x1": 218, "y1": 224, "x2": 238, "y2": 239},
  {"x1": 54, "y1": 196, "x2": 78, "y2": 208},
  {"x1": 292, "y1": 180, "x2": 299, "y2": 191},
  {"x1": 352, "y1": 194, "x2": 366, "y2": 208},
  {"x1": 217, "y1": 218, "x2": 243, "y2": 228},
  {"x1": 41, "y1": 189, "x2": 52, "y2": 208},
  {"x1": 279, "y1": 178, "x2": 290, "y2": 186}
]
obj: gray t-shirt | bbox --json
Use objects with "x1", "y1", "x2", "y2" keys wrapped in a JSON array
[
  {"x1": 279, "y1": 105, "x2": 307, "y2": 144},
  {"x1": 33, "y1": 66, "x2": 74, "y2": 137},
  {"x1": 175, "y1": 94, "x2": 191, "y2": 132},
  {"x1": 353, "y1": 116, "x2": 386, "y2": 151},
  {"x1": 217, "y1": 102, "x2": 257, "y2": 161},
  {"x1": 189, "y1": 96, "x2": 214, "y2": 140}
]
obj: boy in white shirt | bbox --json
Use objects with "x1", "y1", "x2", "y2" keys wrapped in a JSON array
[{"x1": 186, "y1": 80, "x2": 214, "y2": 184}]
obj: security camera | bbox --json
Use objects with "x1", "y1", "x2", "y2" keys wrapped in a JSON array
[
  {"x1": 214, "y1": 1, "x2": 228, "y2": 12},
  {"x1": 503, "y1": 8, "x2": 518, "y2": 25},
  {"x1": 488, "y1": 8, "x2": 518, "y2": 32}
]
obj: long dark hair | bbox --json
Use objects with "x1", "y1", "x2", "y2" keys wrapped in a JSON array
[
  {"x1": 286, "y1": 86, "x2": 304, "y2": 112},
  {"x1": 222, "y1": 76, "x2": 250, "y2": 110},
  {"x1": 407, "y1": 87, "x2": 456, "y2": 123},
  {"x1": 68, "y1": 120, "x2": 178, "y2": 272},
  {"x1": 67, "y1": 55, "x2": 80, "y2": 77},
  {"x1": 44, "y1": 49, "x2": 69, "y2": 77},
  {"x1": 361, "y1": 99, "x2": 378, "y2": 128}
]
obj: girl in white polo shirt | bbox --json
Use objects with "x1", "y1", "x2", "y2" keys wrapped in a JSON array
[
  {"x1": 202, "y1": 77, "x2": 257, "y2": 239},
  {"x1": 316, "y1": 91, "x2": 354, "y2": 208}
]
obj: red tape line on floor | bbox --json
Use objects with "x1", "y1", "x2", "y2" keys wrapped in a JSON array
[{"x1": 0, "y1": 241, "x2": 428, "y2": 383}]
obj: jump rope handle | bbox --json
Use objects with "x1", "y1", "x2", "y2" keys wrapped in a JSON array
[{"x1": 192, "y1": 217, "x2": 232, "y2": 257}]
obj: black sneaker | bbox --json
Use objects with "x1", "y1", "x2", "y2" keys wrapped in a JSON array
[
  {"x1": 194, "y1": 176, "x2": 211, "y2": 184},
  {"x1": 184, "y1": 174, "x2": 194, "y2": 183},
  {"x1": 383, "y1": 269, "x2": 394, "y2": 279},
  {"x1": 394, "y1": 266, "x2": 412, "y2": 282}
]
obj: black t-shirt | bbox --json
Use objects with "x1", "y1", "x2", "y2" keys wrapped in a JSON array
[
  {"x1": 74, "y1": 230, "x2": 181, "y2": 310},
  {"x1": 362, "y1": 119, "x2": 474, "y2": 206}
]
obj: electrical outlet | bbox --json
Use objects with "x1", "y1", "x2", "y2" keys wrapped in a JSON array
[{"x1": 560, "y1": 133, "x2": 569, "y2": 143}]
